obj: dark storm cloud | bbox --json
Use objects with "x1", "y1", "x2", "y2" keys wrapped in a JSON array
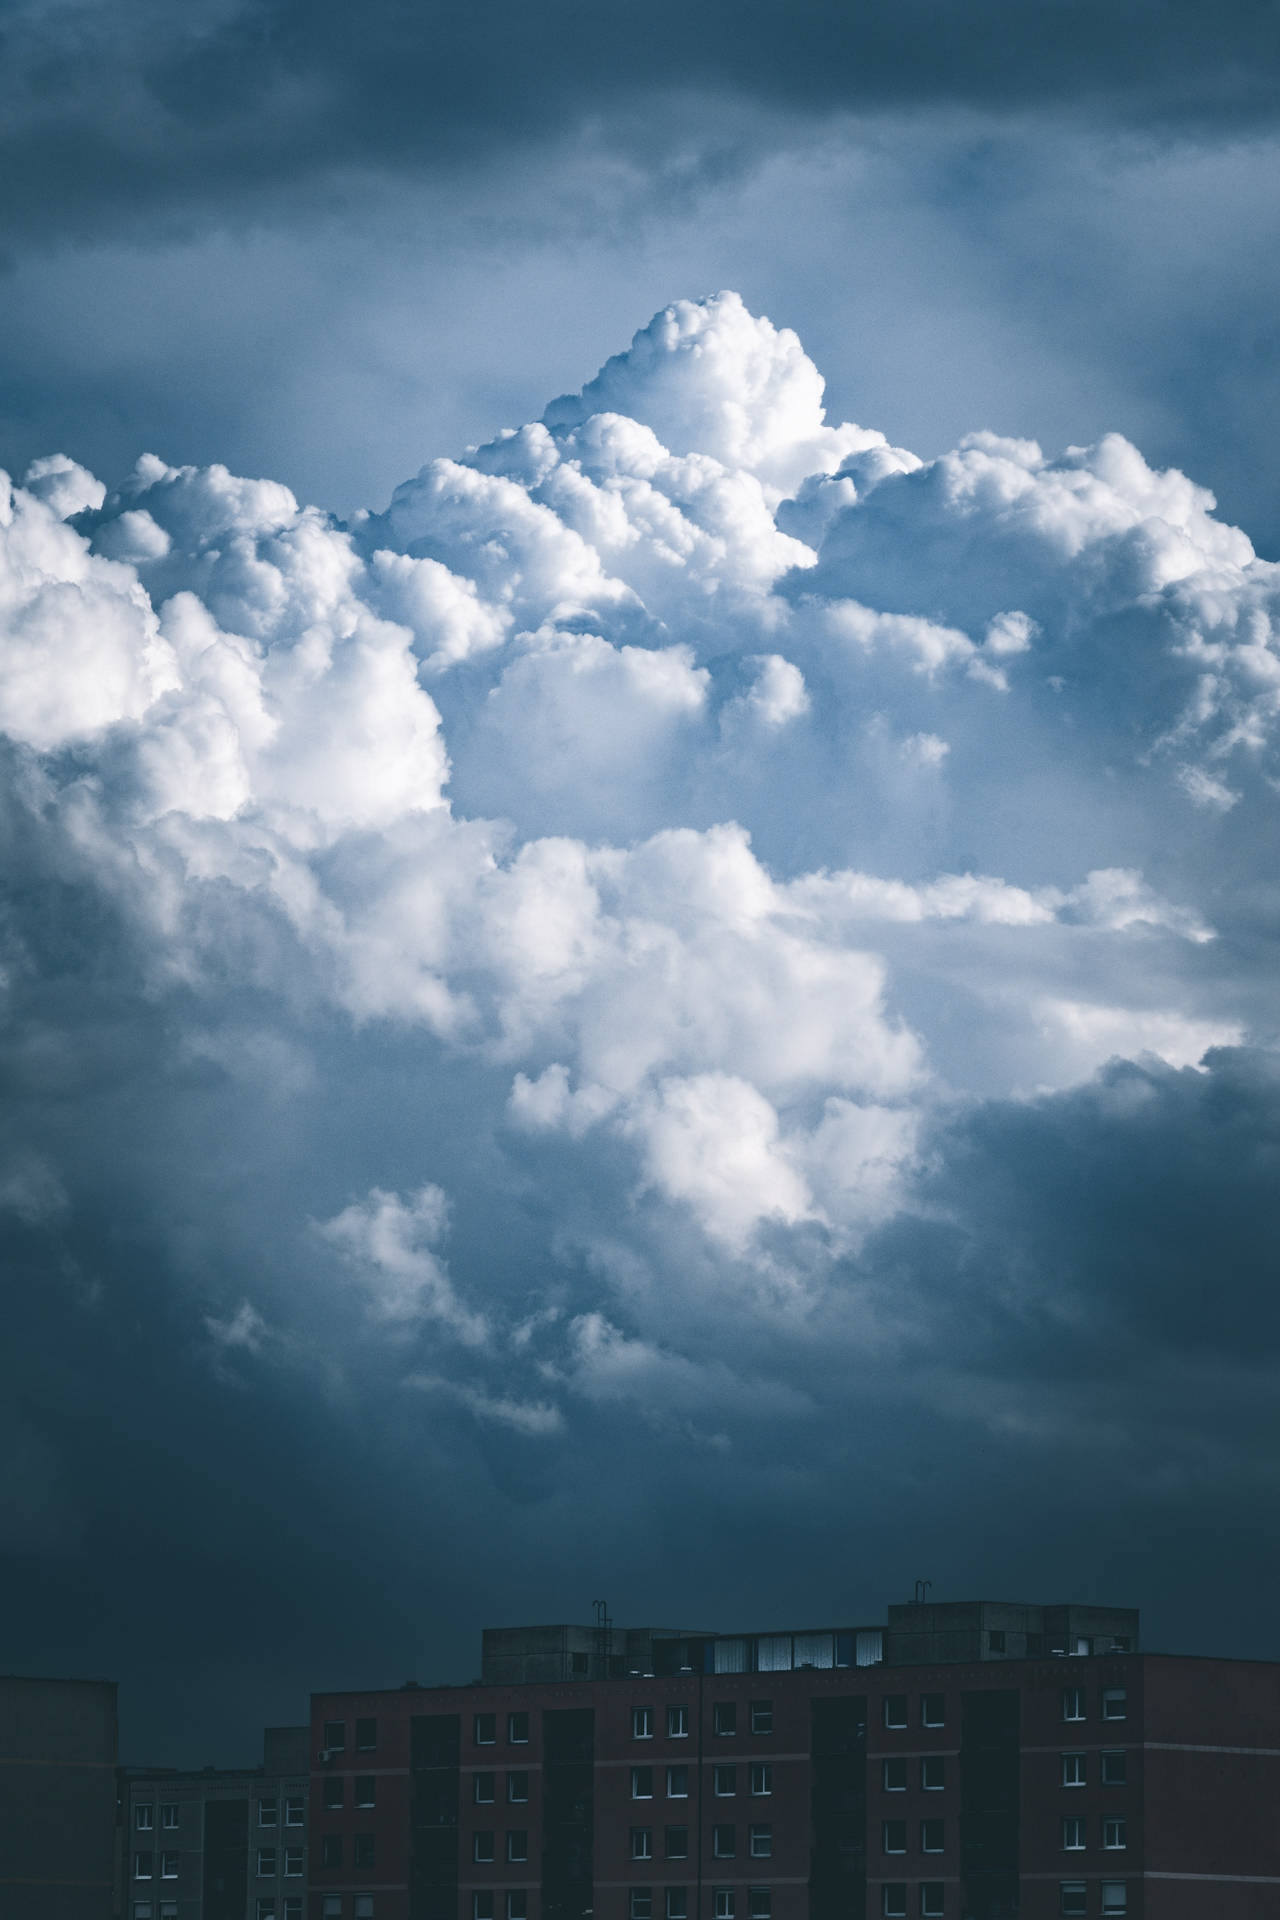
[{"x1": 2, "y1": 0, "x2": 1279, "y2": 244}]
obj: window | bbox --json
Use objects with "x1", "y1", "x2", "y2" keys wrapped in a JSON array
[
  {"x1": 749, "y1": 1824, "x2": 772, "y2": 1858},
  {"x1": 285, "y1": 1796, "x2": 304, "y2": 1827},
  {"x1": 920, "y1": 1890, "x2": 944, "y2": 1919},
  {"x1": 325, "y1": 1778, "x2": 345, "y2": 1811},
  {"x1": 356, "y1": 1717, "x2": 377, "y2": 1750},
  {"x1": 322, "y1": 1836, "x2": 343, "y2": 1869},
  {"x1": 507, "y1": 1831, "x2": 528, "y2": 1864},
  {"x1": 285, "y1": 1849, "x2": 303, "y2": 1877},
  {"x1": 324, "y1": 1720, "x2": 346, "y2": 1751},
  {"x1": 1061, "y1": 1754, "x2": 1086, "y2": 1788},
  {"x1": 713, "y1": 1825, "x2": 735, "y2": 1858},
  {"x1": 921, "y1": 1819, "x2": 944, "y2": 1853},
  {"x1": 160, "y1": 1854, "x2": 178, "y2": 1880},
  {"x1": 1101, "y1": 1751, "x2": 1127, "y2": 1786},
  {"x1": 665, "y1": 1827, "x2": 689, "y2": 1861},
  {"x1": 476, "y1": 1713, "x2": 497, "y2": 1746},
  {"x1": 323, "y1": 1904, "x2": 343, "y2": 1920},
  {"x1": 1100, "y1": 1888, "x2": 1127, "y2": 1917},
  {"x1": 257, "y1": 1850, "x2": 277, "y2": 1877},
  {"x1": 988, "y1": 1630, "x2": 1006, "y2": 1653},
  {"x1": 883, "y1": 1758, "x2": 907, "y2": 1792},
  {"x1": 882, "y1": 1820, "x2": 907, "y2": 1855},
  {"x1": 161, "y1": 1804, "x2": 179, "y2": 1830},
  {"x1": 1103, "y1": 1817, "x2": 1127, "y2": 1850},
  {"x1": 921, "y1": 1694, "x2": 945, "y2": 1728},
  {"x1": 474, "y1": 1897, "x2": 494, "y2": 1920},
  {"x1": 134, "y1": 1907, "x2": 153, "y2": 1920},
  {"x1": 714, "y1": 1765, "x2": 736, "y2": 1796},
  {"x1": 714, "y1": 1703, "x2": 737, "y2": 1737},
  {"x1": 285, "y1": 1903, "x2": 303, "y2": 1920},
  {"x1": 632, "y1": 1828, "x2": 654, "y2": 1860},
  {"x1": 1062, "y1": 1818, "x2": 1086, "y2": 1851},
  {"x1": 474, "y1": 1832, "x2": 495, "y2": 1864},
  {"x1": 136, "y1": 1806, "x2": 155, "y2": 1831},
  {"x1": 634, "y1": 1707, "x2": 655, "y2": 1739},
  {"x1": 258, "y1": 1904, "x2": 276, "y2": 1920},
  {"x1": 259, "y1": 1798, "x2": 278, "y2": 1826},
  {"x1": 748, "y1": 1894, "x2": 771, "y2": 1920},
  {"x1": 356, "y1": 1904, "x2": 375, "y2": 1920},
  {"x1": 666, "y1": 1892, "x2": 688, "y2": 1920},
  {"x1": 667, "y1": 1766, "x2": 688, "y2": 1798},
  {"x1": 507, "y1": 1712, "x2": 529, "y2": 1744},
  {"x1": 572, "y1": 1651, "x2": 590, "y2": 1676},
  {"x1": 882, "y1": 1889, "x2": 907, "y2": 1919},
  {"x1": 160, "y1": 1908, "x2": 179, "y2": 1920},
  {"x1": 668, "y1": 1705, "x2": 689, "y2": 1738},
  {"x1": 633, "y1": 1766, "x2": 654, "y2": 1799},
  {"x1": 631, "y1": 1893, "x2": 652, "y2": 1920},
  {"x1": 508, "y1": 1896, "x2": 527, "y2": 1920},
  {"x1": 883, "y1": 1696, "x2": 908, "y2": 1729},
  {"x1": 1059, "y1": 1887, "x2": 1087, "y2": 1918},
  {"x1": 750, "y1": 1701, "x2": 773, "y2": 1735},
  {"x1": 715, "y1": 1892, "x2": 735, "y2": 1920},
  {"x1": 1112, "y1": 1637, "x2": 1131, "y2": 1654},
  {"x1": 508, "y1": 1771, "x2": 529, "y2": 1803},
  {"x1": 750, "y1": 1763, "x2": 772, "y2": 1796},
  {"x1": 1102, "y1": 1689, "x2": 1127, "y2": 1722},
  {"x1": 475, "y1": 1773, "x2": 496, "y2": 1804},
  {"x1": 921, "y1": 1757, "x2": 945, "y2": 1791},
  {"x1": 135, "y1": 1853, "x2": 154, "y2": 1881},
  {"x1": 1062, "y1": 1689, "x2": 1086, "y2": 1723}
]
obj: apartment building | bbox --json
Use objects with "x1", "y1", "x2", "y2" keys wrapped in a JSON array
[
  {"x1": 306, "y1": 1601, "x2": 1280, "y2": 1920},
  {"x1": 120, "y1": 1725, "x2": 309, "y2": 1920},
  {"x1": 0, "y1": 1672, "x2": 119, "y2": 1919}
]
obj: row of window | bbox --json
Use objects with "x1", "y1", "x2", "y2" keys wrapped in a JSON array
[
  {"x1": 1061, "y1": 1886, "x2": 1128, "y2": 1917},
  {"x1": 135, "y1": 1796, "x2": 304, "y2": 1830},
  {"x1": 1063, "y1": 1689, "x2": 1127, "y2": 1724},
  {"x1": 322, "y1": 1718, "x2": 379, "y2": 1752},
  {"x1": 1062, "y1": 1752, "x2": 1128, "y2": 1787},
  {"x1": 325, "y1": 1775, "x2": 378, "y2": 1809},
  {"x1": 874, "y1": 1887, "x2": 1128, "y2": 1920},
  {"x1": 477, "y1": 1713, "x2": 531, "y2": 1746},
  {"x1": 626, "y1": 1890, "x2": 771, "y2": 1920},
  {"x1": 631, "y1": 1765, "x2": 772, "y2": 1799},
  {"x1": 878, "y1": 1891, "x2": 945, "y2": 1919},
  {"x1": 881, "y1": 1759, "x2": 945, "y2": 1792},
  {"x1": 633, "y1": 1703, "x2": 775, "y2": 1739},
  {"x1": 473, "y1": 1830, "x2": 530, "y2": 1863},
  {"x1": 320, "y1": 1835, "x2": 376, "y2": 1869},
  {"x1": 137, "y1": 1847, "x2": 304, "y2": 1881},
  {"x1": 476, "y1": 1771, "x2": 530, "y2": 1804},
  {"x1": 629, "y1": 1824, "x2": 773, "y2": 1860},
  {"x1": 878, "y1": 1821, "x2": 946, "y2": 1855},
  {"x1": 1062, "y1": 1816, "x2": 1128, "y2": 1850},
  {"x1": 319, "y1": 1903, "x2": 376, "y2": 1920}
]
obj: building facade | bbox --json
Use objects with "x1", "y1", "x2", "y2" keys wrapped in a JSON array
[
  {"x1": 306, "y1": 1603, "x2": 1280, "y2": 1920},
  {"x1": 0, "y1": 1672, "x2": 119, "y2": 1920},
  {"x1": 119, "y1": 1725, "x2": 309, "y2": 1920}
]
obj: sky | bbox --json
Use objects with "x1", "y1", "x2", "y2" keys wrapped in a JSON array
[{"x1": 2, "y1": 0, "x2": 1280, "y2": 1767}]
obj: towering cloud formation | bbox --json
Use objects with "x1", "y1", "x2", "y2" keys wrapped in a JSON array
[{"x1": 3, "y1": 295, "x2": 1278, "y2": 1732}]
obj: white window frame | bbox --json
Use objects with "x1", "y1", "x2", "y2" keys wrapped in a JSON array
[
  {"x1": 920, "y1": 1889, "x2": 945, "y2": 1920},
  {"x1": 1101, "y1": 1889, "x2": 1127, "y2": 1918},
  {"x1": 633, "y1": 1706, "x2": 655, "y2": 1739},
  {"x1": 883, "y1": 1758, "x2": 907, "y2": 1792},
  {"x1": 882, "y1": 1819, "x2": 907, "y2": 1855},
  {"x1": 882, "y1": 1889, "x2": 907, "y2": 1920},
  {"x1": 750, "y1": 1763, "x2": 772, "y2": 1796},
  {"x1": 667, "y1": 1705, "x2": 689, "y2": 1738},
  {"x1": 1103, "y1": 1817, "x2": 1127, "y2": 1850},
  {"x1": 256, "y1": 1849, "x2": 277, "y2": 1878},
  {"x1": 714, "y1": 1891, "x2": 734, "y2": 1920},
  {"x1": 284, "y1": 1848, "x2": 303, "y2": 1876},
  {"x1": 630, "y1": 1892, "x2": 652, "y2": 1920},
  {"x1": 1061, "y1": 1753, "x2": 1086, "y2": 1788},
  {"x1": 1102, "y1": 1689, "x2": 1128, "y2": 1722},
  {"x1": 1062, "y1": 1817, "x2": 1086, "y2": 1851},
  {"x1": 749, "y1": 1824, "x2": 772, "y2": 1859},
  {"x1": 666, "y1": 1766, "x2": 688, "y2": 1798},
  {"x1": 160, "y1": 1854, "x2": 179, "y2": 1880},
  {"x1": 160, "y1": 1805, "x2": 179, "y2": 1831},
  {"x1": 632, "y1": 1766, "x2": 654, "y2": 1799},
  {"x1": 714, "y1": 1765, "x2": 736, "y2": 1797},
  {"x1": 1062, "y1": 1688, "x2": 1086, "y2": 1723},
  {"x1": 921, "y1": 1757, "x2": 944, "y2": 1791},
  {"x1": 632, "y1": 1828, "x2": 654, "y2": 1861},
  {"x1": 136, "y1": 1806, "x2": 155, "y2": 1832}
]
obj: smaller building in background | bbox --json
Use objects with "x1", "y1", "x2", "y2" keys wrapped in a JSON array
[
  {"x1": 0, "y1": 1672, "x2": 119, "y2": 1920},
  {"x1": 120, "y1": 1725, "x2": 309, "y2": 1920}
]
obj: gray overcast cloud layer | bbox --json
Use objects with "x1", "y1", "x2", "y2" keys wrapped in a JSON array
[{"x1": 4, "y1": 0, "x2": 1280, "y2": 1764}]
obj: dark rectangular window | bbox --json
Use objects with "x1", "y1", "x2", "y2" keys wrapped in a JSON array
[
  {"x1": 633, "y1": 1707, "x2": 655, "y2": 1739},
  {"x1": 572, "y1": 1652, "x2": 590, "y2": 1675},
  {"x1": 715, "y1": 1891, "x2": 735, "y2": 1920},
  {"x1": 508, "y1": 1713, "x2": 529, "y2": 1745},
  {"x1": 354, "y1": 1776, "x2": 375, "y2": 1809},
  {"x1": 1061, "y1": 1754, "x2": 1086, "y2": 1788},
  {"x1": 1102, "y1": 1689, "x2": 1127, "y2": 1722},
  {"x1": 631, "y1": 1828, "x2": 653, "y2": 1861},
  {"x1": 630, "y1": 1894, "x2": 652, "y2": 1920},
  {"x1": 134, "y1": 1852, "x2": 153, "y2": 1880},
  {"x1": 921, "y1": 1757, "x2": 945, "y2": 1791},
  {"x1": 285, "y1": 1797, "x2": 303, "y2": 1827},
  {"x1": 882, "y1": 1889, "x2": 907, "y2": 1920},
  {"x1": 883, "y1": 1759, "x2": 907, "y2": 1791},
  {"x1": 632, "y1": 1767, "x2": 654, "y2": 1799},
  {"x1": 353, "y1": 1834, "x2": 375, "y2": 1869},
  {"x1": 474, "y1": 1833, "x2": 495, "y2": 1864},
  {"x1": 750, "y1": 1764, "x2": 771, "y2": 1796},
  {"x1": 749, "y1": 1825, "x2": 772, "y2": 1859},
  {"x1": 507, "y1": 1771, "x2": 529, "y2": 1803},
  {"x1": 323, "y1": 1721, "x2": 346, "y2": 1750},
  {"x1": 883, "y1": 1696, "x2": 908, "y2": 1729},
  {"x1": 748, "y1": 1894, "x2": 770, "y2": 1920},
  {"x1": 1061, "y1": 1690, "x2": 1085, "y2": 1724},
  {"x1": 921, "y1": 1818, "x2": 944, "y2": 1853},
  {"x1": 666, "y1": 1767, "x2": 688, "y2": 1798},
  {"x1": 882, "y1": 1820, "x2": 907, "y2": 1855},
  {"x1": 749, "y1": 1701, "x2": 773, "y2": 1735},
  {"x1": 919, "y1": 1888, "x2": 944, "y2": 1918},
  {"x1": 714, "y1": 1703, "x2": 737, "y2": 1737},
  {"x1": 507, "y1": 1831, "x2": 528, "y2": 1863},
  {"x1": 475, "y1": 1774, "x2": 496, "y2": 1804},
  {"x1": 714, "y1": 1765, "x2": 736, "y2": 1796},
  {"x1": 474, "y1": 1897, "x2": 494, "y2": 1920},
  {"x1": 356, "y1": 1718, "x2": 377, "y2": 1750},
  {"x1": 668, "y1": 1706, "x2": 689, "y2": 1738},
  {"x1": 666, "y1": 1892, "x2": 687, "y2": 1920},
  {"x1": 508, "y1": 1895, "x2": 529, "y2": 1920},
  {"x1": 1101, "y1": 1751, "x2": 1127, "y2": 1787},
  {"x1": 321, "y1": 1836, "x2": 342, "y2": 1869},
  {"x1": 713, "y1": 1825, "x2": 735, "y2": 1858},
  {"x1": 1059, "y1": 1887, "x2": 1086, "y2": 1918},
  {"x1": 921, "y1": 1694, "x2": 945, "y2": 1727},
  {"x1": 665, "y1": 1827, "x2": 689, "y2": 1861},
  {"x1": 476, "y1": 1714, "x2": 497, "y2": 1746},
  {"x1": 324, "y1": 1778, "x2": 344, "y2": 1811},
  {"x1": 988, "y1": 1631, "x2": 1006, "y2": 1653}
]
